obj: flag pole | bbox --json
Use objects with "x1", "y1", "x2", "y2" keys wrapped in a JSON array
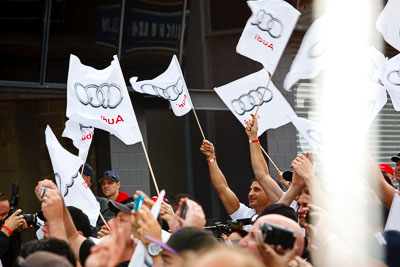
[
  {"x1": 254, "y1": 73, "x2": 273, "y2": 117},
  {"x1": 259, "y1": 145, "x2": 280, "y2": 173},
  {"x1": 99, "y1": 212, "x2": 111, "y2": 231},
  {"x1": 141, "y1": 141, "x2": 160, "y2": 195},
  {"x1": 191, "y1": 108, "x2": 206, "y2": 140}
]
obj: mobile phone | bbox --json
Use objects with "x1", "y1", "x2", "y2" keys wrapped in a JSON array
[
  {"x1": 40, "y1": 187, "x2": 48, "y2": 198},
  {"x1": 180, "y1": 202, "x2": 188, "y2": 219},
  {"x1": 134, "y1": 195, "x2": 145, "y2": 211},
  {"x1": 260, "y1": 222, "x2": 296, "y2": 249}
]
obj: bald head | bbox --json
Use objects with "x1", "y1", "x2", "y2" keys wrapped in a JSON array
[{"x1": 239, "y1": 214, "x2": 304, "y2": 262}]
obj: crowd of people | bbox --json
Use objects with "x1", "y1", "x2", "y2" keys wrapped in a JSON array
[{"x1": 1, "y1": 115, "x2": 400, "y2": 267}]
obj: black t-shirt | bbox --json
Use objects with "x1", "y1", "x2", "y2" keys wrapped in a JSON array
[{"x1": 79, "y1": 238, "x2": 96, "y2": 266}]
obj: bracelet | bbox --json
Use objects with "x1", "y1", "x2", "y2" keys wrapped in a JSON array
[
  {"x1": 249, "y1": 138, "x2": 259, "y2": 143},
  {"x1": 207, "y1": 157, "x2": 216, "y2": 163},
  {"x1": 2, "y1": 225, "x2": 12, "y2": 236}
]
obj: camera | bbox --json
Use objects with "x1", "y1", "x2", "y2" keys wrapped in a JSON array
[
  {"x1": 8, "y1": 183, "x2": 40, "y2": 227},
  {"x1": 260, "y1": 222, "x2": 296, "y2": 249},
  {"x1": 204, "y1": 218, "x2": 252, "y2": 240}
]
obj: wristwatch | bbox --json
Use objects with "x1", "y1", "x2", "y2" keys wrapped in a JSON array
[{"x1": 147, "y1": 242, "x2": 163, "y2": 256}]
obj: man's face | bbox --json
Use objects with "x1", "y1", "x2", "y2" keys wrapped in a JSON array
[
  {"x1": 109, "y1": 211, "x2": 132, "y2": 245},
  {"x1": 239, "y1": 214, "x2": 304, "y2": 262},
  {"x1": 0, "y1": 200, "x2": 10, "y2": 222},
  {"x1": 297, "y1": 193, "x2": 311, "y2": 227},
  {"x1": 100, "y1": 178, "x2": 120, "y2": 198},
  {"x1": 82, "y1": 174, "x2": 92, "y2": 188},
  {"x1": 395, "y1": 161, "x2": 400, "y2": 182},
  {"x1": 248, "y1": 181, "x2": 269, "y2": 209}
]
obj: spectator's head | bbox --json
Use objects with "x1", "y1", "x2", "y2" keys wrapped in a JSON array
[
  {"x1": 99, "y1": 171, "x2": 121, "y2": 200},
  {"x1": 380, "y1": 163, "x2": 394, "y2": 183},
  {"x1": 79, "y1": 163, "x2": 94, "y2": 187},
  {"x1": 390, "y1": 153, "x2": 400, "y2": 182},
  {"x1": 184, "y1": 245, "x2": 263, "y2": 267},
  {"x1": 14, "y1": 251, "x2": 73, "y2": 267},
  {"x1": 297, "y1": 188, "x2": 311, "y2": 228},
  {"x1": 67, "y1": 206, "x2": 92, "y2": 238},
  {"x1": 239, "y1": 214, "x2": 304, "y2": 262},
  {"x1": 147, "y1": 227, "x2": 218, "y2": 267},
  {"x1": 167, "y1": 194, "x2": 196, "y2": 212},
  {"x1": 257, "y1": 203, "x2": 298, "y2": 222},
  {"x1": 0, "y1": 192, "x2": 10, "y2": 222},
  {"x1": 108, "y1": 201, "x2": 134, "y2": 246},
  {"x1": 248, "y1": 180, "x2": 270, "y2": 213},
  {"x1": 20, "y1": 238, "x2": 77, "y2": 267}
]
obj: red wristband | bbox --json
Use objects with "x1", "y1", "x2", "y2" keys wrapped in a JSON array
[
  {"x1": 207, "y1": 157, "x2": 216, "y2": 163},
  {"x1": 249, "y1": 138, "x2": 259, "y2": 143},
  {"x1": 2, "y1": 225, "x2": 12, "y2": 236}
]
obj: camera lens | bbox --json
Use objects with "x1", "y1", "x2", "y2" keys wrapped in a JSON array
[{"x1": 23, "y1": 213, "x2": 38, "y2": 227}]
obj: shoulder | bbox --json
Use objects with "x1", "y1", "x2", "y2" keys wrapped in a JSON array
[{"x1": 230, "y1": 203, "x2": 256, "y2": 220}]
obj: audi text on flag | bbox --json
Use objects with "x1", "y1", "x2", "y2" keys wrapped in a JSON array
[
  {"x1": 62, "y1": 119, "x2": 94, "y2": 162},
  {"x1": 283, "y1": 15, "x2": 327, "y2": 91},
  {"x1": 236, "y1": 0, "x2": 300, "y2": 75},
  {"x1": 380, "y1": 53, "x2": 400, "y2": 111},
  {"x1": 289, "y1": 116, "x2": 321, "y2": 152},
  {"x1": 214, "y1": 69, "x2": 296, "y2": 136},
  {"x1": 129, "y1": 55, "x2": 193, "y2": 116},
  {"x1": 376, "y1": 0, "x2": 400, "y2": 52},
  {"x1": 45, "y1": 125, "x2": 100, "y2": 226},
  {"x1": 66, "y1": 55, "x2": 143, "y2": 145}
]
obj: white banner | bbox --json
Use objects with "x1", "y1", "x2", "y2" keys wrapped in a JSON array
[
  {"x1": 214, "y1": 69, "x2": 296, "y2": 136},
  {"x1": 289, "y1": 116, "x2": 321, "y2": 152},
  {"x1": 62, "y1": 119, "x2": 94, "y2": 162},
  {"x1": 376, "y1": 0, "x2": 400, "y2": 52},
  {"x1": 283, "y1": 15, "x2": 327, "y2": 91},
  {"x1": 236, "y1": 0, "x2": 300, "y2": 75},
  {"x1": 66, "y1": 54, "x2": 143, "y2": 145},
  {"x1": 380, "y1": 53, "x2": 400, "y2": 111},
  {"x1": 130, "y1": 55, "x2": 193, "y2": 117},
  {"x1": 45, "y1": 125, "x2": 100, "y2": 226},
  {"x1": 385, "y1": 194, "x2": 400, "y2": 232}
]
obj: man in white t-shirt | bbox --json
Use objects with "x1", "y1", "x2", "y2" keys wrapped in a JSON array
[{"x1": 200, "y1": 141, "x2": 271, "y2": 220}]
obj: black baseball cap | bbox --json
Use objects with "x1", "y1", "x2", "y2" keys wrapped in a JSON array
[
  {"x1": 391, "y1": 153, "x2": 400, "y2": 163},
  {"x1": 99, "y1": 171, "x2": 120, "y2": 183},
  {"x1": 108, "y1": 201, "x2": 134, "y2": 214}
]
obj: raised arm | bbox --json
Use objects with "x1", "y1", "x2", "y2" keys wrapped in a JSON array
[
  {"x1": 246, "y1": 115, "x2": 283, "y2": 203},
  {"x1": 35, "y1": 180, "x2": 86, "y2": 258},
  {"x1": 366, "y1": 153, "x2": 398, "y2": 209},
  {"x1": 200, "y1": 140, "x2": 240, "y2": 215}
]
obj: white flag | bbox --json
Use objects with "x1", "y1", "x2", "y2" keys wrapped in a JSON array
[
  {"x1": 289, "y1": 116, "x2": 321, "y2": 152},
  {"x1": 130, "y1": 55, "x2": 193, "y2": 116},
  {"x1": 385, "y1": 194, "x2": 400, "y2": 231},
  {"x1": 45, "y1": 125, "x2": 100, "y2": 226},
  {"x1": 380, "y1": 53, "x2": 400, "y2": 111},
  {"x1": 62, "y1": 119, "x2": 94, "y2": 162},
  {"x1": 283, "y1": 15, "x2": 327, "y2": 91},
  {"x1": 236, "y1": 0, "x2": 300, "y2": 75},
  {"x1": 376, "y1": 0, "x2": 400, "y2": 52},
  {"x1": 66, "y1": 54, "x2": 143, "y2": 145},
  {"x1": 214, "y1": 69, "x2": 296, "y2": 136}
]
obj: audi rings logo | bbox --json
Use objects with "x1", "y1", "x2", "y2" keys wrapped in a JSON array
[
  {"x1": 55, "y1": 172, "x2": 79, "y2": 197},
  {"x1": 74, "y1": 83, "x2": 123, "y2": 109},
  {"x1": 251, "y1": 10, "x2": 283, "y2": 38},
  {"x1": 140, "y1": 78, "x2": 184, "y2": 101},
  {"x1": 306, "y1": 129, "x2": 321, "y2": 144},
  {"x1": 231, "y1": 87, "x2": 273, "y2": 116},
  {"x1": 387, "y1": 70, "x2": 400, "y2": 86}
]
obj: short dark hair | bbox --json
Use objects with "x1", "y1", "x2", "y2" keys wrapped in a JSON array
[
  {"x1": 20, "y1": 238, "x2": 76, "y2": 267},
  {"x1": 67, "y1": 206, "x2": 92, "y2": 238},
  {"x1": 167, "y1": 193, "x2": 197, "y2": 212},
  {"x1": 257, "y1": 203, "x2": 298, "y2": 222},
  {"x1": 0, "y1": 192, "x2": 7, "y2": 202}
]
